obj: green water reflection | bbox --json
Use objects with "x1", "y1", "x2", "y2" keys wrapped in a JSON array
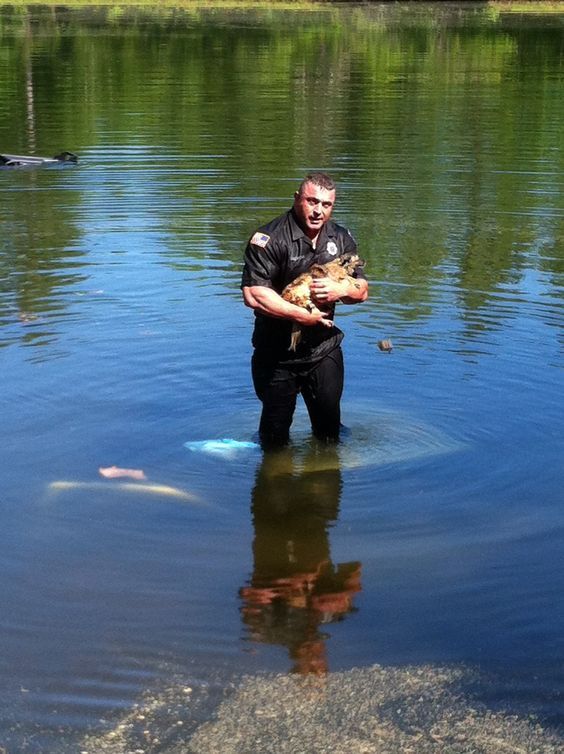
[{"x1": 0, "y1": 3, "x2": 562, "y2": 350}]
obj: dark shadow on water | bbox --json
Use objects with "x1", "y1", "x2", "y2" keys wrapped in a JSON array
[{"x1": 239, "y1": 442, "x2": 361, "y2": 675}]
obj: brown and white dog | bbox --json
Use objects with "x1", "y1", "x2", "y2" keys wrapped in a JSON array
[{"x1": 282, "y1": 254, "x2": 364, "y2": 351}]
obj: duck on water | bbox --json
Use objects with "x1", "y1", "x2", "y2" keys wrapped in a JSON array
[{"x1": 0, "y1": 151, "x2": 78, "y2": 167}]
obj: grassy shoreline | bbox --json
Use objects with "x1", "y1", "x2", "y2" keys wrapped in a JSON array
[{"x1": 0, "y1": 0, "x2": 563, "y2": 11}]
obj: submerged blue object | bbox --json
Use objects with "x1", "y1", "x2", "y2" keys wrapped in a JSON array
[{"x1": 184, "y1": 439, "x2": 261, "y2": 459}]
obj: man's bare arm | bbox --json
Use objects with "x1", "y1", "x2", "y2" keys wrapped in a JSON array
[{"x1": 242, "y1": 285, "x2": 333, "y2": 327}]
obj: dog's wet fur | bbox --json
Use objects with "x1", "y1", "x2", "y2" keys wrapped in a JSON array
[{"x1": 282, "y1": 254, "x2": 364, "y2": 350}]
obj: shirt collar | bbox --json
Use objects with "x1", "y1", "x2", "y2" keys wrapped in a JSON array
[
  {"x1": 289, "y1": 209, "x2": 306, "y2": 242},
  {"x1": 289, "y1": 209, "x2": 337, "y2": 243}
]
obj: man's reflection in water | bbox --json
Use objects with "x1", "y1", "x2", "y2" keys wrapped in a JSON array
[{"x1": 239, "y1": 444, "x2": 361, "y2": 675}]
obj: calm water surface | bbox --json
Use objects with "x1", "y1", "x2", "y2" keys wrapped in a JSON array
[{"x1": 0, "y1": 3, "x2": 563, "y2": 751}]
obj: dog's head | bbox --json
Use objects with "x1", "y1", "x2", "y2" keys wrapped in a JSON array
[{"x1": 337, "y1": 253, "x2": 365, "y2": 274}]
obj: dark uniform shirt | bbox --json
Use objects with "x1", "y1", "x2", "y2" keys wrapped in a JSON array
[{"x1": 242, "y1": 209, "x2": 363, "y2": 364}]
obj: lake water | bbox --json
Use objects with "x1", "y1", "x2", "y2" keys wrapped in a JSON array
[{"x1": 1, "y1": 3, "x2": 563, "y2": 751}]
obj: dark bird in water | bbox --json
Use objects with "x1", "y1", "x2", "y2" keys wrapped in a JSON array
[
  {"x1": 282, "y1": 253, "x2": 364, "y2": 351},
  {"x1": 0, "y1": 151, "x2": 78, "y2": 168}
]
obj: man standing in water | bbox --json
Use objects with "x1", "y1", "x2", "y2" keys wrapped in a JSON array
[{"x1": 242, "y1": 172, "x2": 368, "y2": 448}]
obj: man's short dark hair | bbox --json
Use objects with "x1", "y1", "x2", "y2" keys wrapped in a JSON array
[{"x1": 298, "y1": 172, "x2": 336, "y2": 195}]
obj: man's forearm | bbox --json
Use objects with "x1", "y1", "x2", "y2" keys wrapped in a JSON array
[
  {"x1": 340, "y1": 277, "x2": 369, "y2": 304},
  {"x1": 243, "y1": 285, "x2": 297, "y2": 318},
  {"x1": 242, "y1": 286, "x2": 332, "y2": 327}
]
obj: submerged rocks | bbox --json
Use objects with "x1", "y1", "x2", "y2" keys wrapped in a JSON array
[{"x1": 79, "y1": 664, "x2": 563, "y2": 754}]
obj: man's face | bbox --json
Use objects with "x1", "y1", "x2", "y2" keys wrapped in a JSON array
[{"x1": 293, "y1": 182, "x2": 336, "y2": 238}]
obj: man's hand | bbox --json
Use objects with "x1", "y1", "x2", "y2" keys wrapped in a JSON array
[
  {"x1": 294, "y1": 305, "x2": 333, "y2": 328},
  {"x1": 310, "y1": 275, "x2": 368, "y2": 305},
  {"x1": 310, "y1": 276, "x2": 350, "y2": 304}
]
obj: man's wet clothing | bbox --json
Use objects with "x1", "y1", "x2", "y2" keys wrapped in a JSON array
[
  {"x1": 242, "y1": 208, "x2": 364, "y2": 446},
  {"x1": 251, "y1": 347, "x2": 345, "y2": 448}
]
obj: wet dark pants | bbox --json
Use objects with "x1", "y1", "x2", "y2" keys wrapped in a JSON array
[{"x1": 251, "y1": 347, "x2": 344, "y2": 448}]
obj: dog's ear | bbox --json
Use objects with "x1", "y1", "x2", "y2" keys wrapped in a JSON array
[
  {"x1": 344, "y1": 254, "x2": 364, "y2": 272},
  {"x1": 338, "y1": 252, "x2": 355, "y2": 267},
  {"x1": 310, "y1": 265, "x2": 326, "y2": 278}
]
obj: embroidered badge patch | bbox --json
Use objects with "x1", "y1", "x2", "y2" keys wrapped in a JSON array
[
  {"x1": 327, "y1": 241, "x2": 338, "y2": 256},
  {"x1": 251, "y1": 232, "x2": 271, "y2": 248}
]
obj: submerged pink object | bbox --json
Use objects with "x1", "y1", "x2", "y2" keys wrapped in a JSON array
[{"x1": 99, "y1": 466, "x2": 146, "y2": 480}]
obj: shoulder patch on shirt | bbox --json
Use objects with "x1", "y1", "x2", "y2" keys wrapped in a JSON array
[{"x1": 251, "y1": 232, "x2": 271, "y2": 248}]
